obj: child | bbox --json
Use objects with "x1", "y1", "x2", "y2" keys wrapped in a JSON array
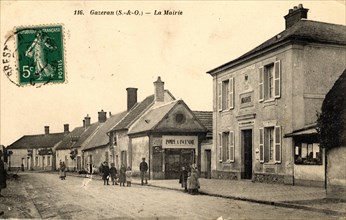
[
  {"x1": 187, "y1": 172, "x2": 191, "y2": 194},
  {"x1": 126, "y1": 166, "x2": 132, "y2": 187},
  {"x1": 110, "y1": 163, "x2": 118, "y2": 185},
  {"x1": 179, "y1": 166, "x2": 188, "y2": 192}
]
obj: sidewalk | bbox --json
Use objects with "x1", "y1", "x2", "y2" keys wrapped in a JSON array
[{"x1": 48, "y1": 171, "x2": 346, "y2": 217}]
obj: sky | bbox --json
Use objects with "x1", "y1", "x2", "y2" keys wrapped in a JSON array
[{"x1": 0, "y1": 1, "x2": 345, "y2": 146}]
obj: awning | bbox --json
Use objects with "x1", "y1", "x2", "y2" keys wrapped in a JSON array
[{"x1": 284, "y1": 125, "x2": 318, "y2": 138}]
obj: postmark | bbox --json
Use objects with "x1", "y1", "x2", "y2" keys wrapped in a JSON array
[{"x1": 2, "y1": 24, "x2": 66, "y2": 87}]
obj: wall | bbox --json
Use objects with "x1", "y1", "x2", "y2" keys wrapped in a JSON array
[
  {"x1": 56, "y1": 149, "x2": 70, "y2": 170},
  {"x1": 131, "y1": 136, "x2": 149, "y2": 177},
  {"x1": 83, "y1": 147, "x2": 111, "y2": 174},
  {"x1": 115, "y1": 130, "x2": 130, "y2": 168},
  {"x1": 8, "y1": 149, "x2": 28, "y2": 170},
  {"x1": 294, "y1": 149, "x2": 325, "y2": 187},
  {"x1": 327, "y1": 147, "x2": 346, "y2": 200}
]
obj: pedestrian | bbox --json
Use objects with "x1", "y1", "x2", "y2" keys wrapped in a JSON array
[
  {"x1": 102, "y1": 161, "x2": 110, "y2": 185},
  {"x1": 21, "y1": 163, "x2": 24, "y2": 171},
  {"x1": 0, "y1": 155, "x2": 7, "y2": 197},
  {"x1": 59, "y1": 162, "x2": 66, "y2": 180},
  {"x1": 188, "y1": 167, "x2": 200, "y2": 195},
  {"x1": 126, "y1": 166, "x2": 132, "y2": 187},
  {"x1": 109, "y1": 163, "x2": 118, "y2": 185},
  {"x1": 179, "y1": 166, "x2": 188, "y2": 192},
  {"x1": 118, "y1": 164, "x2": 126, "y2": 187},
  {"x1": 139, "y1": 157, "x2": 148, "y2": 185}
]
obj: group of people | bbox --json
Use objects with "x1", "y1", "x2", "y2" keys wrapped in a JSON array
[
  {"x1": 101, "y1": 161, "x2": 133, "y2": 187},
  {"x1": 179, "y1": 164, "x2": 200, "y2": 195}
]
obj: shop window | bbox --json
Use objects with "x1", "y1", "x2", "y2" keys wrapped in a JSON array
[
  {"x1": 259, "y1": 126, "x2": 281, "y2": 163},
  {"x1": 259, "y1": 60, "x2": 281, "y2": 101},
  {"x1": 295, "y1": 143, "x2": 322, "y2": 165},
  {"x1": 113, "y1": 134, "x2": 117, "y2": 146},
  {"x1": 218, "y1": 77, "x2": 234, "y2": 111},
  {"x1": 218, "y1": 131, "x2": 235, "y2": 162}
]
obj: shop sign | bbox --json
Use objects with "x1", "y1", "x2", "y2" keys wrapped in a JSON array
[
  {"x1": 162, "y1": 136, "x2": 198, "y2": 149},
  {"x1": 38, "y1": 148, "x2": 53, "y2": 155}
]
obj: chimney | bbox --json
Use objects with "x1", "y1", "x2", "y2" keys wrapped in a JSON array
[
  {"x1": 154, "y1": 76, "x2": 164, "y2": 102},
  {"x1": 98, "y1": 110, "x2": 107, "y2": 123},
  {"x1": 64, "y1": 124, "x2": 69, "y2": 133},
  {"x1": 44, "y1": 126, "x2": 49, "y2": 135},
  {"x1": 126, "y1": 88, "x2": 138, "y2": 111},
  {"x1": 284, "y1": 4, "x2": 309, "y2": 29},
  {"x1": 84, "y1": 114, "x2": 91, "y2": 128}
]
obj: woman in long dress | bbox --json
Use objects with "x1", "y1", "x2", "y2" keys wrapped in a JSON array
[{"x1": 59, "y1": 162, "x2": 66, "y2": 180}]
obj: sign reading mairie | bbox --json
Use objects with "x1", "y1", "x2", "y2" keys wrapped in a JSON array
[{"x1": 162, "y1": 136, "x2": 198, "y2": 149}]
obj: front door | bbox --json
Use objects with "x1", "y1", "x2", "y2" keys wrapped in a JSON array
[
  {"x1": 205, "y1": 150, "x2": 211, "y2": 179},
  {"x1": 165, "y1": 149, "x2": 194, "y2": 179},
  {"x1": 242, "y1": 129, "x2": 253, "y2": 179}
]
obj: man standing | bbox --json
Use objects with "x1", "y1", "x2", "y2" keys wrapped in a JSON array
[{"x1": 139, "y1": 157, "x2": 148, "y2": 185}]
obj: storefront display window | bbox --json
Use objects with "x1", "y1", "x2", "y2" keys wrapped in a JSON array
[{"x1": 295, "y1": 143, "x2": 322, "y2": 165}]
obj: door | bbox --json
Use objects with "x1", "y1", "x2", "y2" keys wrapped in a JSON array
[
  {"x1": 242, "y1": 129, "x2": 253, "y2": 179},
  {"x1": 42, "y1": 156, "x2": 45, "y2": 170},
  {"x1": 165, "y1": 149, "x2": 194, "y2": 179},
  {"x1": 77, "y1": 156, "x2": 81, "y2": 171},
  {"x1": 205, "y1": 150, "x2": 211, "y2": 179}
]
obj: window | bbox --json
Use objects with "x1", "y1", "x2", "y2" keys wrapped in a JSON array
[
  {"x1": 113, "y1": 134, "x2": 117, "y2": 146},
  {"x1": 219, "y1": 131, "x2": 235, "y2": 162},
  {"x1": 295, "y1": 143, "x2": 322, "y2": 165},
  {"x1": 259, "y1": 60, "x2": 281, "y2": 101},
  {"x1": 105, "y1": 151, "x2": 109, "y2": 162},
  {"x1": 259, "y1": 126, "x2": 281, "y2": 163},
  {"x1": 218, "y1": 77, "x2": 234, "y2": 111}
]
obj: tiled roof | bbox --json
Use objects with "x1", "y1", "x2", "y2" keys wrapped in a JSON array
[
  {"x1": 193, "y1": 111, "x2": 213, "y2": 132},
  {"x1": 7, "y1": 133, "x2": 66, "y2": 149},
  {"x1": 55, "y1": 123, "x2": 100, "y2": 150},
  {"x1": 110, "y1": 95, "x2": 155, "y2": 131},
  {"x1": 83, "y1": 111, "x2": 127, "y2": 151},
  {"x1": 128, "y1": 101, "x2": 178, "y2": 134},
  {"x1": 208, "y1": 20, "x2": 346, "y2": 74}
]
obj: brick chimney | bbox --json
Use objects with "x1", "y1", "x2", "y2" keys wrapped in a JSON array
[
  {"x1": 64, "y1": 124, "x2": 69, "y2": 133},
  {"x1": 126, "y1": 87, "x2": 138, "y2": 112},
  {"x1": 284, "y1": 4, "x2": 309, "y2": 29},
  {"x1": 84, "y1": 114, "x2": 91, "y2": 128},
  {"x1": 154, "y1": 76, "x2": 164, "y2": 102},
  {"x1": 44, "y1": 126, "x2": 49, "y2": 135},
  {"x1": 98, "y1": 110, "x2": 107, "y2": 123}
]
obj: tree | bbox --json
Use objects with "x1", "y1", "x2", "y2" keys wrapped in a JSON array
[{"x1": 317, "y1": 69, "x2": 346, "y2": 151}]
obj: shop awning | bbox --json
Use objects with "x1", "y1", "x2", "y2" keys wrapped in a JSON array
[{"x1": 284, "y1": 124, "x2": 318, "y2": 138}]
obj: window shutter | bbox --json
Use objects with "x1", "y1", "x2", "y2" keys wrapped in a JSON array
[
  {"x1": 275, "y1": 126, "x2": 282, "y2": 163},
  {"x1": 218, "y1": 82, "x2": 222, "y2": 111},
  {"x1": 229, "y1": 77, "x2": 234, "y2": 109},
  {"x1": 229, "y1": 131, "x2": 234, "y2": 162},
  {"x1": 218, "y1": 133, "x2": 222, "y2": 162},
  {"x1": 274, "y1": 60, "x2": 281, "y2": 98},
  {"x1": 259, "y1": 67, "x2": 264, "y2": 101},
  {"x1": 259, "y1": 128, "x2": 264, "y2": 163}
]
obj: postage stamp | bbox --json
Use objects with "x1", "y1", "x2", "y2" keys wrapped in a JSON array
[{"x1": 15, "y1": 25, "x2": 65, "y2": 85}]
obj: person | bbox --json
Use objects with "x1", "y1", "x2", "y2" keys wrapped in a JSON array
[
  {"x1": 118, "y1": 164, "x2": 126, "y2": 187},
  {"x1": 0, "y1": 156, "x2": 7, "y2": 197},
  {"x1": 126, "y1": 167, "x2": 132, "y2": 187},
  {"x1": 179, "y1": 166, "x2": 188, "y2": 192},
  {"x1": 139, "y1": 157, "x2": 148, "y2": 185},
  {"x1": 102, "y1": 161, "x2": 110, "y2": 185},
  {"x1": 188, "y1": 167, "x2": 200, "y2": 195},
  {"x1": 21, "y1": 163, "x2": 24, "y2": 171},
  {"x1": 109, "y1": 163, "x2": 118, "y2": 185},
  {"x1": 59, "y1": 161, "x2": 66, "y2": 180}
]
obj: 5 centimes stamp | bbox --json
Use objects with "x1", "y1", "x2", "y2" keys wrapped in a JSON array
[{"x1": 15, "y1": 25, "x2": 65, "y2": 85}]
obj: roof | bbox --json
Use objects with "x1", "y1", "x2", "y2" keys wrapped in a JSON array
[
  {"x1": 7, "y1": 133, "x2": 66, "y2": 149},
  {"x1": 55, "y1": 123, "x2": 100, "y2": 150},
  {"x1": 110, "y1": 95, "x2": 155, "y2": 132},
  {"x1": 193, "y1": 111, "x2": 213, "y2": 131},
  {"x1": 128, "y1": 101, "x2": 178, "y2": 134},
  {"x1": 83, "y1": 111, "x2": 127, "y2": 151},
  {"x1": 208, "y1": 20, "x2": 346, "y2": 75},
  {"x1": 284, "y1": 124, "x2": 318, "y2": 138}
]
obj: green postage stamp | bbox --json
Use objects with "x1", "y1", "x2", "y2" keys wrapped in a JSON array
[{"x1": 16, "y1": 25, "x2": 65, "y2": 85}]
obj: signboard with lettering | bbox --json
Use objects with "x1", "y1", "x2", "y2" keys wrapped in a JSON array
[
  {"x1": 239, "y1": 91, "x2": 254, "y2": 108},
  {"x1": 162, "y1": 136, "x2": 198, "y2": 149}
]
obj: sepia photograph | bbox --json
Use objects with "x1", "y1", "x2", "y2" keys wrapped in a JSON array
[{"x1": 0, "y1": 1, "x2": 345, "y2": 219}]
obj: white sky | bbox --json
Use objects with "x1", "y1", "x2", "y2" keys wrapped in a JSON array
[{"x1": 1, "y1": 1, "x2": 345, "y2": 146}]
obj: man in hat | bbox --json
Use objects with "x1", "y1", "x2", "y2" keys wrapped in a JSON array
[{"x1": 139, "y1": 157, "x2": 148, "y2": 185}]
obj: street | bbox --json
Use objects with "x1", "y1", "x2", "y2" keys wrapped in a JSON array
[{"x1": 0, "y1": 173, "x2": 340, "y2": 219}]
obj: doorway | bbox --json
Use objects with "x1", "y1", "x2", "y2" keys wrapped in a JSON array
[
  {"x1": 165, "y1": 149, "x2": 194, "y2": 179},
  {"x1": 205, "y1": 150, "x2": 211, "y2": 179},
  {"x1": 242, "y1": 129, "x2": 253, "y2": 179}
]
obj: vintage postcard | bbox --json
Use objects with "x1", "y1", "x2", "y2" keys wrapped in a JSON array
[{"x1": 1, "y1": 1, "x2": 345, "y2": 219}]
